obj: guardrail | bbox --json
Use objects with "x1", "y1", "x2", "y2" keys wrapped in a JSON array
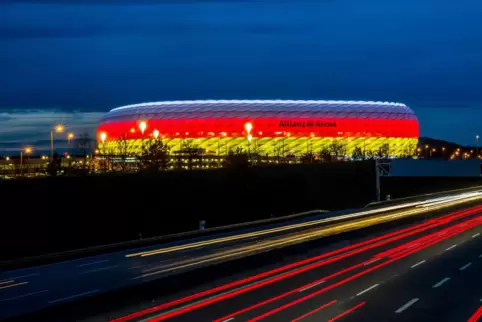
[
  {"x1": 1, "y1": 209, "x2": 328, "y2": 270},
  {"x1": 365, "y1": 184, "x2": 482, "y2": 208}
]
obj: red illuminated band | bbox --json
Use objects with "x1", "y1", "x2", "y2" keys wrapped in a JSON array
[{"x1": 97, "y1": 118, "x2": 419, "y2": 141}]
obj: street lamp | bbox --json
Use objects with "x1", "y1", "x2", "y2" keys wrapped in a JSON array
[
  {"x1": 50, "y1": 124, "x2": 64, "y2": 160},
  {"x1": 21, "y1": 147, "x2": 32, "y2": 176},
  {"x1": 245, "y1": 122, "x2": 253, "y2": 134},
  {"x1": 100, "y1": 132, "x2": 107, "y2": 144},
  {"x1": 67, "y1": 133, "x2": 75, "y2": 144},
  {"x1": 153, "y1": 129, "x2": 160, "y2": 139},
  {"x1": 139, "y1": 121, "x2": 147, "y2": 135}
]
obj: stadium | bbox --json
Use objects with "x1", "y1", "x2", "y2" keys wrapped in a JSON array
[{"x1": 97, "y1": 100, "x2": 419, "y2": 157}]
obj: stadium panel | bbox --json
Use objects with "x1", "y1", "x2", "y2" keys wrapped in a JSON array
[{"x1": 97, "y1": 100, "x2": 419, "y2": 156}]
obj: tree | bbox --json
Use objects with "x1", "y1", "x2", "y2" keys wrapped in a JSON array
[
  {"x1": 47, "y1": 153, "x2": 61, "y2": 176},
  {"x1": 401, "y1": 142, "x2": 416, "y2": 159},
  {"x1": 329, "y1": 140, "x2": 347, "y2": 160},
  {"x1": 69, "y1": 132, "x2": 95, "y2": 175},
  {"x1": 114, "y1": 133, "x2": 135, "y2": 173},
  {"x1": 138, "y1": 138, "x2": 171, "y2": 172},
  {"x1": 319, "y1": 147, "x2": 332, "y2": 163},
  {"x1": 300, "y1": 152, "x2": 316, "y2": 164},
  {"x1": 225, "y1": 147, "x2": 249, "y2": 169},
  {"x1": 376, "y1": 143, "x2": 390, "y2": 160},
  {"x1": 351, "y1": 147, "x2": 364, "y2": 161}
]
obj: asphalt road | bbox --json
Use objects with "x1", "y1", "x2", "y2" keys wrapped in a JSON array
[
  {"x1": 2, "y1": 192, "x2": 482, "y2": 321},
  {"x1": 94, "y1": 205, "x2": 482, "y2": 322}
]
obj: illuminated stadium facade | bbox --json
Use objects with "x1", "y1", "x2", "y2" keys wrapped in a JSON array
[{"x1": 97, "y1": 100, "x2": 419, "y2": 157}]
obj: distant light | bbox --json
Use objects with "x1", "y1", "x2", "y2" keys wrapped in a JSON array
[
  {"x1": 100, "y1": 132, "x2": 107, "y2": 143},
  {"x1": 247, "y1": 134, "x2": 253, "y2": 142},
  {"x1": 130, "y1": 128, "x2": 136, "y2": 133},
  {"x1": 24, "y1": 147, "x2": 32, "y2": 154},
  {"x1": 139, "y1": 121, "x2": 147, "y2": 134},
  {"x1": 153, "y1": 129, "x2": 160, "y2": 139},
  {"x1": 68, "y1": 133, "x2": 74, "y2": 139},
  {"x1": 245, "y1": 122, "x2": 253, "y2": 134},
  {"x1": 55, "y1": 124, "x2": 64, "y2": 133}
]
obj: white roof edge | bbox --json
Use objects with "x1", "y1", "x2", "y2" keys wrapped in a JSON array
[{"x1": 109, "y1": 99, "x2": 408, "y2": 112}]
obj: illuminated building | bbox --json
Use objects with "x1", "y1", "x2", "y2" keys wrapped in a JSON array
[{"x1": 97, "y1": 100, "x2": 419, "y2": 156}]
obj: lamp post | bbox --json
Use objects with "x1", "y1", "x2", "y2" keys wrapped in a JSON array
[
  {"x1": 476, "y1": 135, "x2": 479, "y2": 157},
  {"x1": 20, "y1": 147, "x2": 32, "y2": 176},
  {"x1": 50, "y1": 124, "x2": 64, "y2": 160},
  {"x1": 245, "y1": 122, "x2": 253, "y2": 158}
]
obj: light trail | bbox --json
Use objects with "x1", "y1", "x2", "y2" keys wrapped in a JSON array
[
  {"x1": 135, "y1": 203, "x2": 482, "y2": 278},
  {"x1": 126, "y1": 192, "x2": 482, "y2": 258},
  {"x1": 240, "y1": 217, "x2": 481, "y2": 322},
  {"x1": 111, "y1": 206, "x2": 482, "y2": 322}
]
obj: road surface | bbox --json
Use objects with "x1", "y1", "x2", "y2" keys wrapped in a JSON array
[{"x1": 96, "y1": 205, "x2": 482, "y2": 322}]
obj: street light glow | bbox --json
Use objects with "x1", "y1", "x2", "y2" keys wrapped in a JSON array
[
  {"x1": 68, "y1": 133, "x2": 74, "y2": 139},
  {"x1": 153, "y1": 129, "x2": 160, "y2": 138},
  {"x1": 100, "y1": 132, "x2": 107, "y2": 143},
  {"x1": 247, "y1": 134, "x2": 253, "y2": 142},
  {"x1": 55, "y1": 124, "x2": 64, "y2": 133},
  {"x1": 24, "y1": 147, "x2": 32, "y2": 154},
  {"x1": 139, "y1": 121, "x2": 147, "y2": 134},
  {"x1": 245, "y1": 122, "x2": 253, "y2": 134}
]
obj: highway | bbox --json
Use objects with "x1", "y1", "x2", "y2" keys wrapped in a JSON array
[
  {"x1": 1, "y1": 191, "x2": 482, "y2": 321},
  {"x1": 103, "y1": 204, "x2": 482, "y2": 322}
]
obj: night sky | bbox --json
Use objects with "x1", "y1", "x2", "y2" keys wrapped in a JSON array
[{"x1": 1, "y1": 0, "x2": 482, "y2": 145}]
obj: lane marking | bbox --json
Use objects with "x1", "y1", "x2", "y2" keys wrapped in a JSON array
[
  {"x1": 433, "y1": 277, "x2": 450, "y2": 288},
  {"x1": 395, "y1": 298, "x2": 419, "y2": 313},
  {"x1": 299, "y1": 280, "x2": 325, "y2": 292},
  {"x1": 0, "y1": 290, "x2": 49, "y2": 302},
  {"x1": 76, "y1": 260, "x2": 110, "y2": 267},
  {"x1": 364, "y1": 258, "x2": 380, "y2": 266},
  {"x1": 411, "y1": 260, "x2": 426, "y2": 268},
  {"x1": 472, "y1": 233, "x2": 480, "y2": 238},
  {"x1": 48, "y1": 289, "x2": 99, "y2": 304},
  {"x1": 459, "y1": 262, "x2": 472, "y2": 271},
  {"x1": 445, "y1": 245, "x2": 457, "y2": 251},
  {"x1": 0, "y1": 281, "x2": 28, "y2": 290},
  {"x1": 221, "y1": 318, "x2": 235, "y2": 322},
  {"x1": 356, "y1": 284, "x2": 379, "y2": 296}
]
